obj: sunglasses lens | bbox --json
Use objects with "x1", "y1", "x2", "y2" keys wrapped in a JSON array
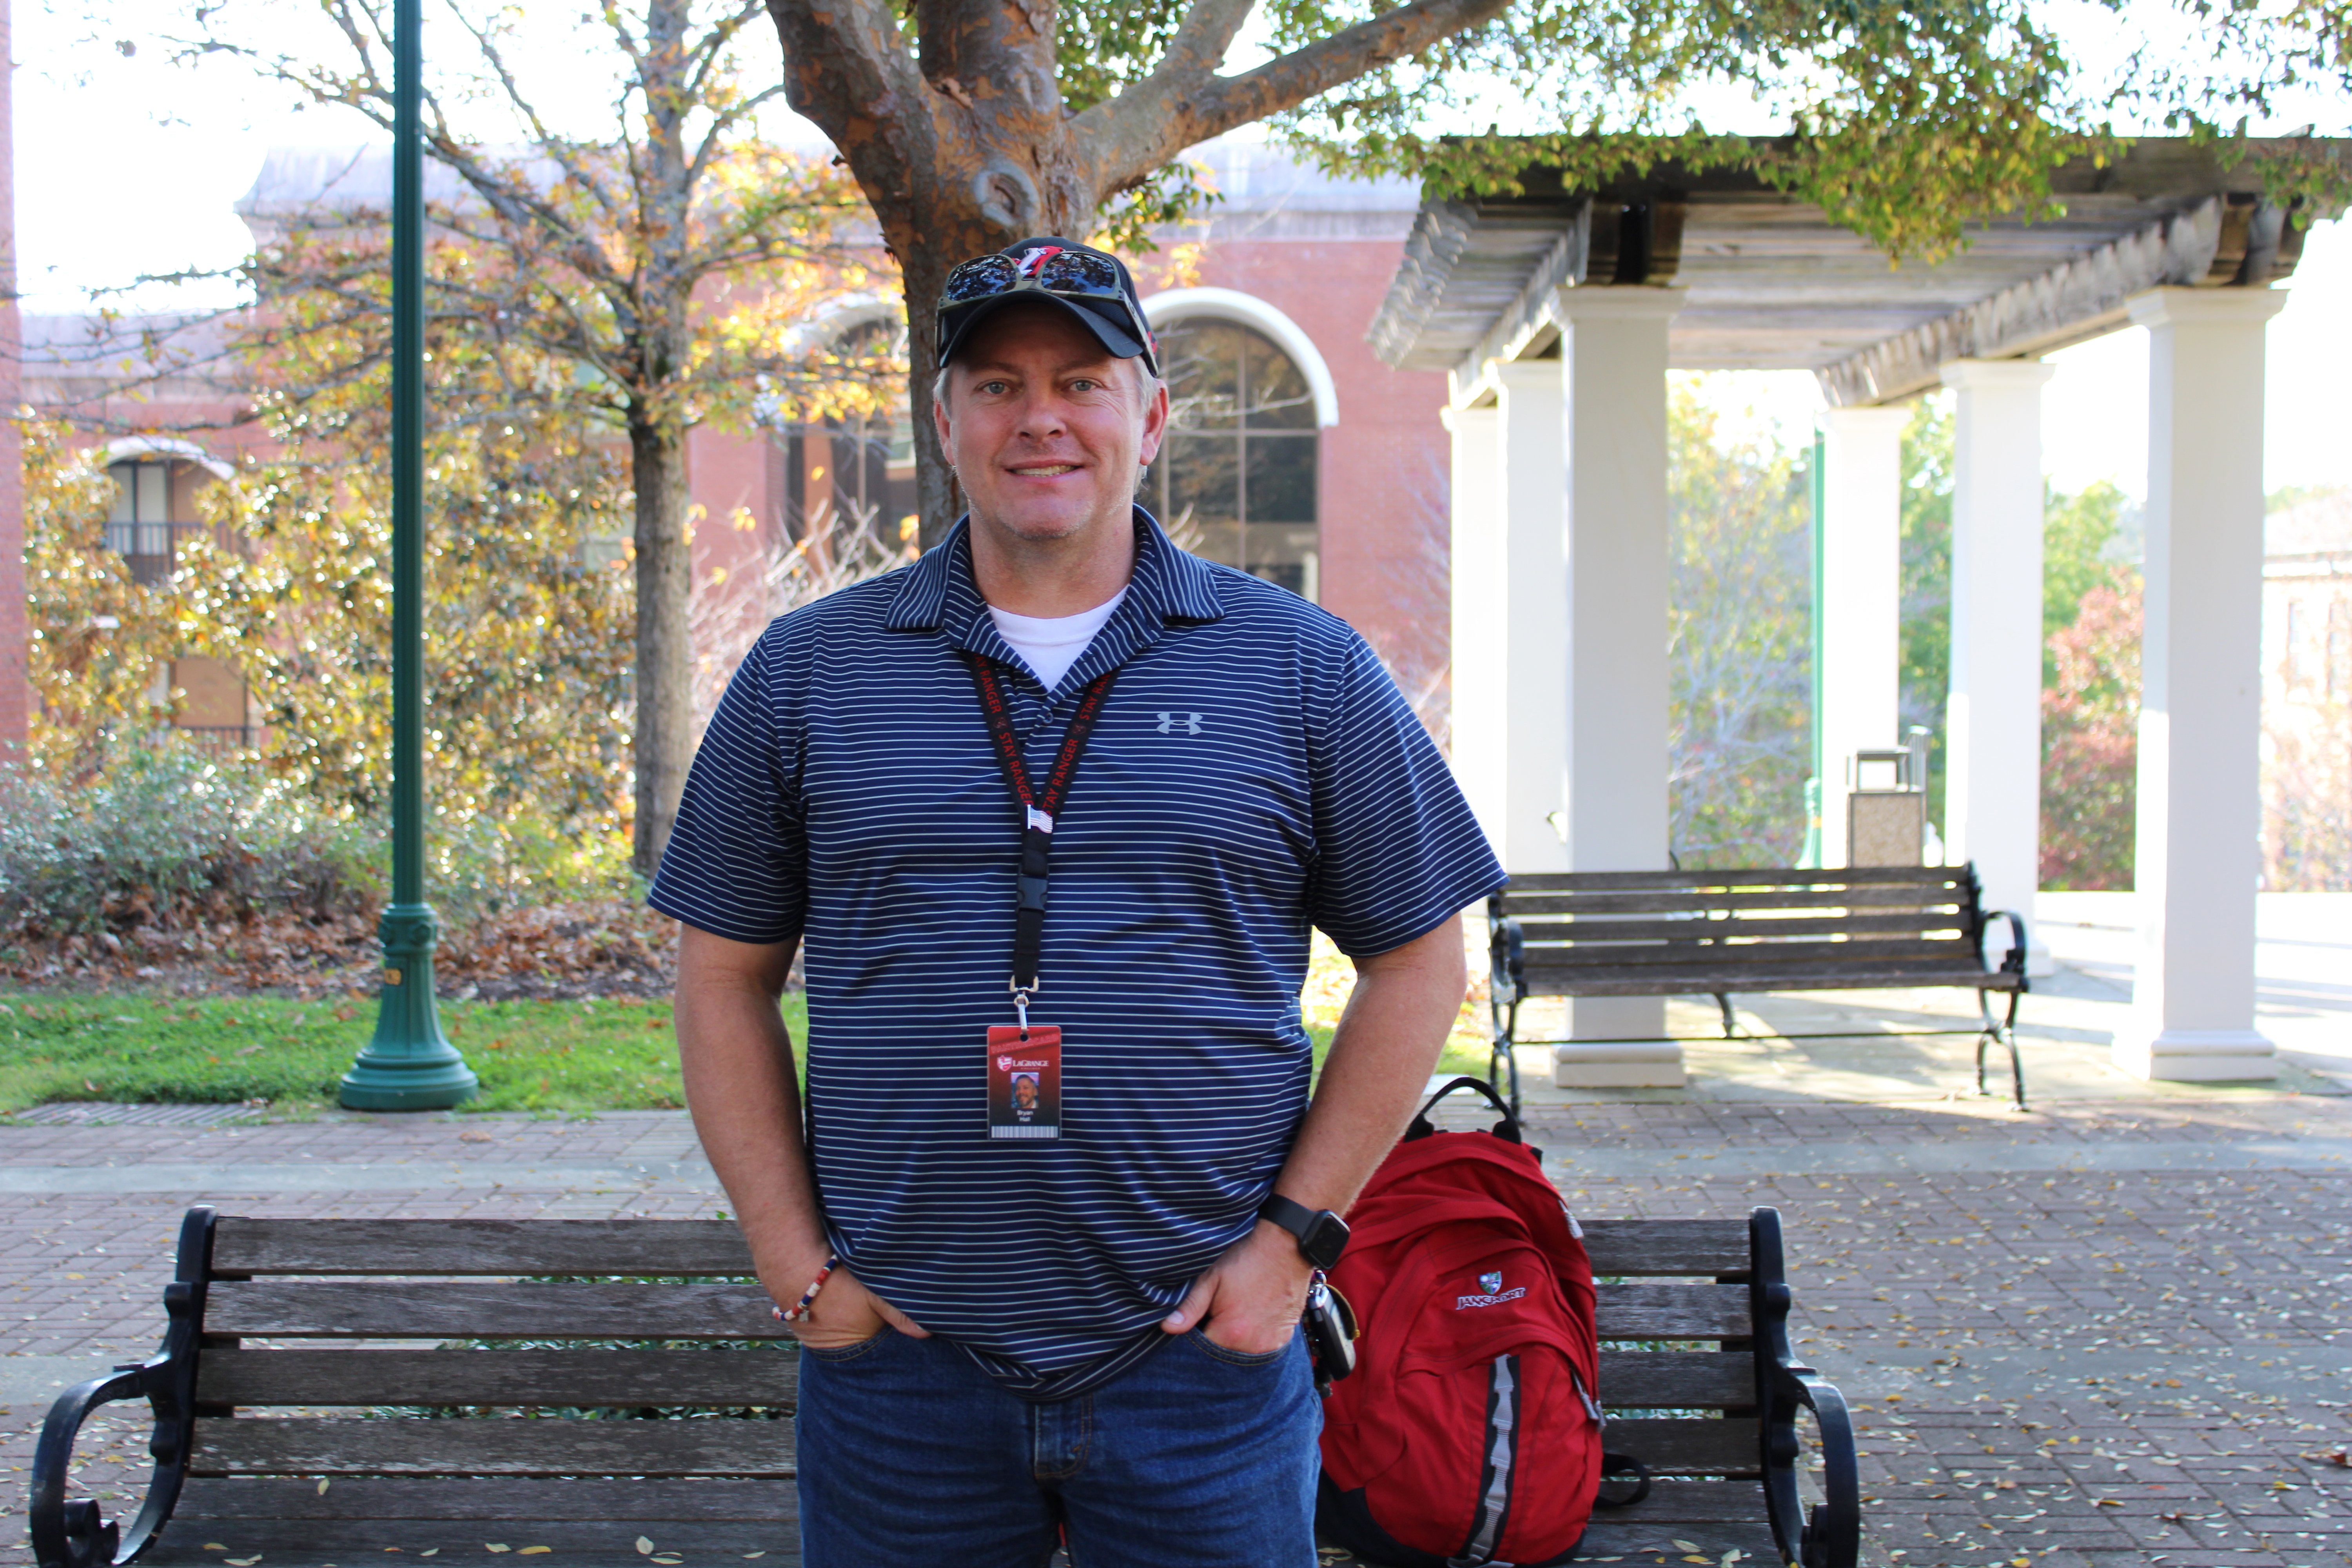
[
  {"x1": 1036, "y1": 252, "x2": 1122, "y2": 296},
  {"x1": 942, "y1": 256, "x2": 1018, "y2": 302}
]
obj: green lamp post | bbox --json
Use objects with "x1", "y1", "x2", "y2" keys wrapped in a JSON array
[{"x1": 340, "y1": 0, "x2": 477, "y2": 1111}]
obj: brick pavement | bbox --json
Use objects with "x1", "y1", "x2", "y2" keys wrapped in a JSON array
[{"x1": 1, "y1": 1096, "x2": 2347, "y2": 1566}]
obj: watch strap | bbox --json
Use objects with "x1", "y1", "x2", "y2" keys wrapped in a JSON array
[{"x1": 1258, "y1": 1192, "x2": 1319, "y2": 1241}]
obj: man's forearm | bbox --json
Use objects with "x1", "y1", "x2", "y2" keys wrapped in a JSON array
[
  {"x1": 1275, "y1": 915, "x2": 1471, "y2": 1217},
  {"x1": 673, "y1": 927, "x2": 830, "y2": 1293}
]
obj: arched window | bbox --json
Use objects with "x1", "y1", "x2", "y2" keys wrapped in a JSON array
[{"x1": 1144, "y1": 319, "x2": 1320, "y2": 600}]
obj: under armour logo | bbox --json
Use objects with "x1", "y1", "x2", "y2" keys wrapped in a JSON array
[{"x1": 1156, "y1": 712, "x2": 1203, "y2": 736}]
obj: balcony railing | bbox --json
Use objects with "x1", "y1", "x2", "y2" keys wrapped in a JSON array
[{"x1": 105, "y1": 522, "x2": 209, "y2": 586}]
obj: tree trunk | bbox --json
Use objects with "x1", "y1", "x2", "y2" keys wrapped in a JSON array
[
  {"x1": 630, "y1": 412, "x2": 694, "y2": 876},
  {"x1": 770, "y1": 0, "x2": 1102, "y2": 547}
]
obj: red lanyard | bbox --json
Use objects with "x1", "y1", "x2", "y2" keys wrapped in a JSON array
[{"x1": 964, "y1": 654, "x2": 1119, "y2": 1026}]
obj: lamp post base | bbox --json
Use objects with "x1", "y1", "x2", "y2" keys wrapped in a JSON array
[{"x1": 340, "y1": 903, "x2": 478, "y2": 1111}]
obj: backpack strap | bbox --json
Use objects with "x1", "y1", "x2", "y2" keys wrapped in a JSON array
[
  {"x1": 1594, "y1": 1453, "x2": 1652, "y2": 1510},
  {"x1": 1405, "y1": 1075, "x2": 1525, "y2": 1145},
  {"x1": 1445, "y1": 1353, "x2": 1523, "y2": 1568}
]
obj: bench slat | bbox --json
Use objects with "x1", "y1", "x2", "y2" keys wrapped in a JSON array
[
  {"x1": 149, "y1": 1532, "x2": 792, "y2": 1568},
  {"x1": 1503, "y1": 866, "x2": 1964, "y2": 891},
  {"x1": 1521, "y1": 937, "x2": 1972, "y2": 968},
  {"x1": 1500, "y1": 884, "x2": 1965, "y2": 915},
  {"x1": 1522, "y1": 965, "x2": 2019, "y2": 996},
  {"x1": 211, "y1": 1218, "x2": 757, "y2": 1278},
  {"x1": 1512, "y1": 912, "x2": 1969, "y2": 944},
  {"x1": 196, "y1": 1348, "x2": 797, "y2": 1408},
  {"x1": 191, "y1": 1417, "x2": 797, "y2": 1478},
  {"x1": 168, "y1": 1475, "x2": 798, "y2": 1522},
  {"x1": 1578, "y1": 1219, "x2": 1748, "y2": 1276},
  {"x1": 1597, "y1": 1350, "x2": 1753, "y2": 1408},
  {"x1": 1589, "y1": 1416, "x2": 1758, "y2": 1475},
  {"x1": 1593, "y1": 1283, "x2": 1749, "y2": 1338},
  {"x1": 204, "y1": 1281, "x2": 788, "y2": 1340}
]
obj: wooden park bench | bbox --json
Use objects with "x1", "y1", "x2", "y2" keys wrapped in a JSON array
[
  {"x1": 1488, "y1": 863, "x2": 2031, "y2": 1111},
  {"x1": 33, "y1": 1208, "x2": 1860, "y2": 1568}
]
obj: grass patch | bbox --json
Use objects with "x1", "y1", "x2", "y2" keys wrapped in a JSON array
[
  {"x1": 0, "y1": 922, "x2": 1486, "y2": 1115},
  {"x1": 0, "y1": 991, "x2": 806, "y2": 1116}
]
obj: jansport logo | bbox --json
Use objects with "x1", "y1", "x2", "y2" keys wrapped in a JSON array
[{"x1": 1455, "y1": 1269, "x2": 1527, "y2": 1310}]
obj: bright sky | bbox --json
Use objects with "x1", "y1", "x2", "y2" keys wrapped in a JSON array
[{"x1": 15, "y1": 0, "x2": 2351, "y2": 498}]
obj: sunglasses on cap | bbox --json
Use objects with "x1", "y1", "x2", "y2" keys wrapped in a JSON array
[{"x1": 939, "y1": 244, "x2": 1158, "y2": 376}]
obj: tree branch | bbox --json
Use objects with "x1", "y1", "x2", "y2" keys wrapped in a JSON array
[
  {"x1": 1077, "y1": 0, "x2": 1509, "y2": 192},
  {"x1": 764, "y1": 0, "x2": 927, "y2": 207}
]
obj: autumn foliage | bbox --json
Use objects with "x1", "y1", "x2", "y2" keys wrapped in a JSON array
[{"x1": 2038, "y1": 566, "x2": 2142, "y2": 891}]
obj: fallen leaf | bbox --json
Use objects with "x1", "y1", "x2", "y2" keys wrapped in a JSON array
[
  {"x1": 2094, "y1": 1498, "x2": 2123, "y2": 1508},
  {"x1": 486, "y1": 1548, "x2": 511, "y2": 1556},
  {"x1": 637, "y1": 1542, "x2": 655, "y2": 1557},
  {"x1": 227, "y1": 1559, "x2": 261, "y2": 1566},
  {"x1": 316, "y1": 1479, "x2": 330, "y2": 1495},
  {"x1": 421, "y1": 1553, "x2": 439, "y2": 1558},
  {"x1": 203, "y1": 1547, "x2": 227, "y2": 1553},
  {"x1": 517, "y1": 1550, "x2": 551, "y2": 1557},
  {"x1": 1995, "y1": 1478, "x2": 2015, "y2": 1490},
  {"x1": 743, "y1": 1556, "x2": 766, "y2": 1561},
  {"x1": 1671, "y1": 1544, "x2": 1700, "y2": 1555}
]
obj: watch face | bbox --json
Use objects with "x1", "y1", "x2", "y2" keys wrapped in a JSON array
[{"x1": 1302, "y1": 1212, "x2": 1349, "y2": 1269}]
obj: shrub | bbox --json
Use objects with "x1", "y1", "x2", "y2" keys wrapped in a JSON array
[{"x1": 0, "y1": 744, "x2": 383, "y2": 939}]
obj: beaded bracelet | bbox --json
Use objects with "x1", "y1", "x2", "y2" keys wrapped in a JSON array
[{"x1": 773, "y1": 1254, "x2": 841, "y2": 1323}]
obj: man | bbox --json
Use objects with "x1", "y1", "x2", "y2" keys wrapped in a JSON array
[{"x1": 651, "y1": 237, "x2": 1504, "y2": 1568}]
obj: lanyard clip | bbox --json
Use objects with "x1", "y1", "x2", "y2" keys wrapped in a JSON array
[{"x1": 1010, "y1": 980, "x2": 1038, "y2": 1036}]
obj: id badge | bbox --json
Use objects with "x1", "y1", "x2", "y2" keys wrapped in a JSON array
[{"x1": 987, "y1": 1025, "x2": 1062, "y2": 1139}]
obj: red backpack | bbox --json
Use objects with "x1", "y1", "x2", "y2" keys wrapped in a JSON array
[{"x1": 1316, "y1": 1078, "x2": 1645, "y2": 1567}]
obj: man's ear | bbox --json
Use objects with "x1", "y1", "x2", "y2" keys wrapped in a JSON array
[
  {"x1": 1136, "y1": 372, "x2": 1171, "y2": 466},
  {"x1": 932, "y1": 371, "x2": 955, "y2": 460}
]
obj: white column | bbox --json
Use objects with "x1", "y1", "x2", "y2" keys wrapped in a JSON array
[
  {"x1": 1939, "y1": 359, "x2": 2057, "y2": 973},
  {"x1": 1554, "y1": 287, "x2": 1685, "y2": 1087},
  {"x1": 1491, "y1": 360, "x2": 1572, "y2": 874},
  {"x1": 2112, "y1": 287, "x2": 2287, "y2": 1082},
  {"x1": 1444, "y1": 402, "x2": 1506, "y2": 842},
  {"x1": 1817, "y1": 406, "x2": 1913, "y2": 867}
]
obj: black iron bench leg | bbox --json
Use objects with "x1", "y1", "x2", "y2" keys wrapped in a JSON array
[
  {"x1": 1713, "y1": 992, "x2": 1739, "y2": 1040},
  {"x1": 1974, "y1": 987, "x2": 2027, "y2": 1110},
  {"x1": 1488, "y1": 909, "x2": 1526, "y2": 1120}
]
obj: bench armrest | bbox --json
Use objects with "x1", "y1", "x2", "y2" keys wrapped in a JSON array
[
  {"x1": 30, "y1": 1366, "x2": 180, "y2": 1568},
  {"x1": 29, "y1": 1206, "x2": 216, "y2": 1568},
  {"x1": 1760, "y1": 1361, "x2": 1860, "y2": 1568},
  {"x1": 1977, "y1": 907, "x2": 2029, "y2": 984},
  {"x1": 1748, "y1": 1207, "x2": 1860, "y2": 1568}
]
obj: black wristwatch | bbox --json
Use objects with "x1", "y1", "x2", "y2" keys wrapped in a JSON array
[{"x1": 1259, "y1": 1193, "x2": 1350, "y2": 1270}]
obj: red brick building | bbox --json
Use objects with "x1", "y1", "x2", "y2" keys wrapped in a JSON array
[{"x1": 17, "y1": 138, "x2": 1455, "y2": 747}]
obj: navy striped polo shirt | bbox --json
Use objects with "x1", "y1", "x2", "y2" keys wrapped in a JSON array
[{"x1": 649, "y1": 510, "x2": 1503, "y2": 1397}]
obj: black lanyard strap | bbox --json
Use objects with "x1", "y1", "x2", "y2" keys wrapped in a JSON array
[{"x1": 964, "y1": 654, "x2": 1119, "y2": 1021}]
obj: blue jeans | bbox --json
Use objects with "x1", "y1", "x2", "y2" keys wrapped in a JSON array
[{"x1": 795, "y1": 1325, "x2": 1321, "y2": 1568}]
